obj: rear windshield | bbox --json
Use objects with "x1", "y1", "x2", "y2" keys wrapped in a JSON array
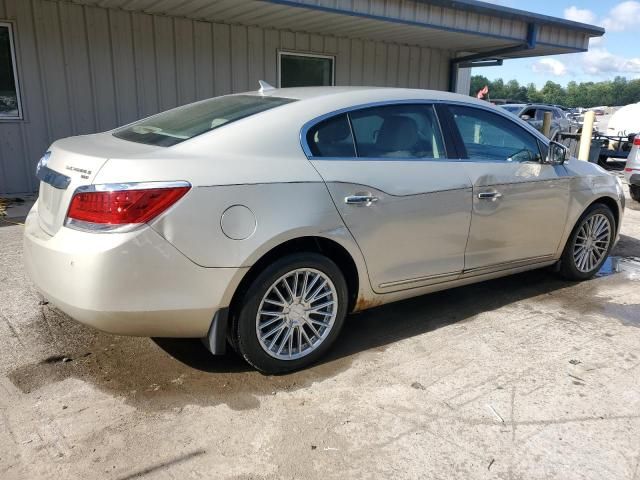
[
  {"x1": 113, "y1": 95, "x2": 296, "y2": 147},
  {"x1": 500, "y1": 105, "x2": 523, "y2": 115}
]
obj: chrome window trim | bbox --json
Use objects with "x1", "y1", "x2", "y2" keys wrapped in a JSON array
[
  {"x1": 299, "y1": 99, "x2": 549, "y2": 161},
  {"x1": 65, "y1": 180, "x2": 191, "y2": 234}
]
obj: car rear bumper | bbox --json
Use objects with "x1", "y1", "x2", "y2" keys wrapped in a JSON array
[{"x1": 23, "y1": 203, "x2": 247, "y2": 337}]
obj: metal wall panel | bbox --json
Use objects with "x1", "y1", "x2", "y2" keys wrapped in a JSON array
[{"x1": 0, "y1": 0, "x2": 453, "y2": 193}]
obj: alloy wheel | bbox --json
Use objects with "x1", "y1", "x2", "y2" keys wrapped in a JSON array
[
  {"x1": 573, "y1": 213, "x2": 612, "y2": 273},
  {"x1": 256, "y1": 268, "x2": 338, "y2": 360}
]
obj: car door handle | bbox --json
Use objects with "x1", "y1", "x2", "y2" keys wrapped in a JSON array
[
  {"x1": 477, "y1": 191, "x2": 503, "y2": 200},
  {"x1": 345, "y1": 194, "x2": 378, "y2": 206}
]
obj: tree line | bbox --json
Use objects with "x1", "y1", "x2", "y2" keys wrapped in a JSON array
[{"x1": 469, "y1": 75, "x2": 640, "y2": 108}]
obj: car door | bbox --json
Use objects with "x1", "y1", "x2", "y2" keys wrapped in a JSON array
[
  {"x1": 304, "y1": 103, "x2": 472, "y2": 293},
  {"x1": 443, "y1": 104, "x2": 571, "y2": 273},
  {"x1": 552, "y1": 108, "x2": 570, "y2": 132}
]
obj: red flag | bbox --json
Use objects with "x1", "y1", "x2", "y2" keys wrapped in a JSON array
[{"x1": 476, "y1": 85, "x2": 489, "y2": 99}]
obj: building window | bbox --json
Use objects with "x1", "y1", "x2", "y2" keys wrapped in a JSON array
[
  {"x1": 0, "y1": 22, "x2": 21, "y2": 120},
  {"x1": 278, "y1": 51, "x2": 334, "y2": 88}
]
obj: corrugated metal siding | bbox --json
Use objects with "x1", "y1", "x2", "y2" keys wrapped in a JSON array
[
  {"x1": 68, "y1": 0, "x2": 528, "y2": 51},
  {"x1": 0, "y1": 0, "x2": 453, "y2": 193}
]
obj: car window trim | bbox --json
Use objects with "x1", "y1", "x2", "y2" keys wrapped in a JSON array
[
  {"x1": 301, "y1": 100, "x2": 449, "y2": 161},
  {"x1": 442, "y1": 103, "x2": 546, "y2": 163},
  {"x1": 434, "y1": 103, "x2": 464, "y2": 159}
]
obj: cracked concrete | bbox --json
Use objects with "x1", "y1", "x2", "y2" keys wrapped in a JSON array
[{"x1": 1, "y1": 191, "x2": 639, "y2": 480}]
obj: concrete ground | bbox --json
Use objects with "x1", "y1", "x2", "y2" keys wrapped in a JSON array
[{"x1": 1, "y1": 192, "x2": 640, "y2": 480}]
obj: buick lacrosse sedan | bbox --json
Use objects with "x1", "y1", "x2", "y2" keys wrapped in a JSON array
[{"x1": 24, "y1": 85, "x2": 625, "y2": 373}]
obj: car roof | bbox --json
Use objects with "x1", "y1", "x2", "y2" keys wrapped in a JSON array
[{"x1": 241, "y1": 85, "x2": 491, "y2": 107}]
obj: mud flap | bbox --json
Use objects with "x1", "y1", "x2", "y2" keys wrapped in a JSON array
[{"x1": 201, "y1": 308, "x2": 229, "y2": 355}]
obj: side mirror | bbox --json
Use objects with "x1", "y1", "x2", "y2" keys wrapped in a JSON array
[
  {"x1": 520, "y1": 114, "x2": 531, "y2": 121},
  {"x1": 546, "y1": 141, "x2": 568, "y2": 165}
]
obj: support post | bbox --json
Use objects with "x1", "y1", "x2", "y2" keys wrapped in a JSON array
[
  {"x1": 542, "y1": 111, "x2": 552, "y2": 138},
  {"x1": 578, "y1": 111, "x2": 596, "y2": 161}
]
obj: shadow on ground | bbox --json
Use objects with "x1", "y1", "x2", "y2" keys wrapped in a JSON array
[
  {"x1": 8, "y1": 231, "x2": 640, "y2": 412},
  {"x1": 9, "y1": 267, "x2": 582, "y2": 412}
]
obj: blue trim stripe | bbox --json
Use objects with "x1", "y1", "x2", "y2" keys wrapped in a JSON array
[{"x1": 420, "y1": 0, "x2": 604, "y2": 36}]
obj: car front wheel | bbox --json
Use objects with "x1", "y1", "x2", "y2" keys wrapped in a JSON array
[
  {"x1": 630, "y1": 185, "x2": 640, "y2": 202},
  {"x1": 232, "y1": 253, "x2": 348, "y2": 374},
  {"x1": 559, "y1": 203, "x2": 615, "y2": 280}
]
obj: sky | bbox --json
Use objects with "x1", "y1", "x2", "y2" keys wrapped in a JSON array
[{"x1": 474, "y1": 1, "x2": 640, "y2": 88}]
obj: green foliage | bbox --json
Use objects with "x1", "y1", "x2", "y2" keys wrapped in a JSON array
[{"x1": 469, "y1": 75, "x2": 640, "y2": 107}]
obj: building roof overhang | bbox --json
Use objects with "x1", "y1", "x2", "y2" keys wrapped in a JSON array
[{"x1": 69, "y1": 0, "x2": 604, "y2": 58}]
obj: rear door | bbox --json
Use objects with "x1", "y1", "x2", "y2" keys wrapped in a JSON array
[
  {"x1": 305, "y1": 103, "x2": 472, "y2": 293},
  {"x1": 443, "y1": 104, "x2": 570, "y2": 272}
]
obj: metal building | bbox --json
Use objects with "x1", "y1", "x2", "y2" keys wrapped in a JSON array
[{"x1": 0, "y1": 0, "x2": 603, "y2": 194}]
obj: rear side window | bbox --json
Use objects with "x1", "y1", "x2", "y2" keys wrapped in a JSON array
[
  {"x1": 449, "y1": 105, "x2": 542, "y2": 163},
  {"x1": 306, "y1": 103, "x2": 446, "y2": 159},
  {"x1": 350, "y1": 104, "x2": 445, "y2": 158},
  {"x1": 306, "y1": 114, "x2": 356, "y2": 157},
  {"x1": 114, "y1": 95, "x2": 296, "y2": 147}
]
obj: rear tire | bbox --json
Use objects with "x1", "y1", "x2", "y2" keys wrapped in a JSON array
[
  {"x1": 231, "y1": 253, "x2": 348, "y2": 374},
  {"x1": 630, "y1": 185, "x2": 640, "y2": 202},
  {"x1": 559, "y1": 203, "x2": 615, "y2": 280}
]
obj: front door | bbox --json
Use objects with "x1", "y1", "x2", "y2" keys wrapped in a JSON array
[
  {"x1": 305, "y1": 103, "x2": 472, "y2": 292},
  {"x1": 445, "y1": 104, "x2": 571, "y2": 272}
]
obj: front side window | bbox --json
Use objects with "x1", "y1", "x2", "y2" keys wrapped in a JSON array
[
  {"x1": 114, "y1": 95, "x2": 295, "y2": 147},
  {"x1": 279, "y1": 52, "x2": 334, "y2": 88},
  {"x1": 449, "y1": 105, "x2": 542, "y2": 162},
  {"x1": 0, "y1": 22, "x2": 21, "y2": 120}
]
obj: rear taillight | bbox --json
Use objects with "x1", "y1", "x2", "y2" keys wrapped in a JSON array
[
  {"x1": 634, "y1": 136, "x2": 640, "y2": 146},
  {"x1": 66, "y1": 182, "x2": 190, "y2": 232}
]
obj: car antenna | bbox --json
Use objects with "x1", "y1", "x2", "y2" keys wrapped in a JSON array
[{"x1": 258, "y1": 80, "x2": 276, "y2": 94}]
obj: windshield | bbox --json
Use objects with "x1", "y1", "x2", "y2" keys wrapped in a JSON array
[
  {"x1": 113, "y1": 95, "x2": 296, "y2": 147},
  {"x1": 500, "y1": 105, "x2": 523, "y2": 115}
]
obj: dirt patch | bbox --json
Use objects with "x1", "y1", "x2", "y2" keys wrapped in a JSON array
[{"x1": 8, "y1": 305, "x2": 355, "y2": 412}]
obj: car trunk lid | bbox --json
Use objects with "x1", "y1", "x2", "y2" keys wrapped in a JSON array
[{"x1": 37, "y1": 133, "x2": 161, "y2": 235}]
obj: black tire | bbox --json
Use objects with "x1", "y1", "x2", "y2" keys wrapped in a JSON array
[
  {"x1": 559, "y1": 203, "x2": 615, "y2": 281},
  {"x1": 231, "y1": 253, "x2": 348, "y2": 374},
  {"x1": 630, "y1": 185, "x2": 640, "y2": 202}
]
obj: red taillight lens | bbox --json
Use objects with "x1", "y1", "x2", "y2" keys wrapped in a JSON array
[
  {"x1": 634, "y1": 136, "x2": 640, "y2": 146},
  {"x1": 67, "y1": 185, "x2": 190, "y2": 226}
]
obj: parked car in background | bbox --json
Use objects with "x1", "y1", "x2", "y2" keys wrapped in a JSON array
[
  {"x1": 24, "y1": 86, "x2": 625, "y2": 373},
  {"x1": 488, "y1": 99, "x2": 518, "y2": 106},
  {"x1": 625, "y1": 135, "x2": 640, "y2": 201},
  {"x1": 501, "y1": 103, "x2": 575, "y2": 138},
  {"x1": 606, "y1": 102, "x2": 640, "y2": 137}
]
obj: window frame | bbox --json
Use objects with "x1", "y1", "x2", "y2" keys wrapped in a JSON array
[
  {"x1": 443, "y1": 103, "x2": 546, "y2": 163},
  {"x1": 0, "y1": 21, "x2": 23, "y2": 122},
  {"x1": 277, "y1": 50, "x2": 335, "y2": 89},
  {"x1": 301, "y1": 101, "x2": 450, "y2": 161}
]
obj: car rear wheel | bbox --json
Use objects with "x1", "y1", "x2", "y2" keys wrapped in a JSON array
[
  {"x1": 630, "y1": 185, "x2": 640, "y2": 202},
  {"x1": 232, "y1": 253, "x2": 348, "y2": 374},
  {"x1": 559, "y1": 204, "x2": 615, "y2": 280}
]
